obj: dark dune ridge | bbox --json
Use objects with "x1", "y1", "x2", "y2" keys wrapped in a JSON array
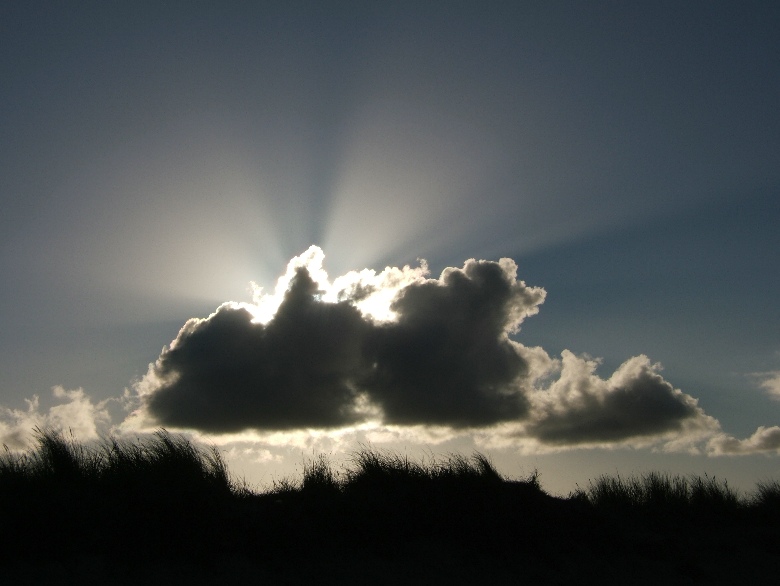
[{"x1": 1, "y1": 430, "x2": 778, "y2": 585}]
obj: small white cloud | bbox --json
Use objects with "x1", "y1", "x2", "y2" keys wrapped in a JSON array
[
  {"x1": 222, "y1": 445, "x2": 284, "y2": 464},
  {"x1": 707, "y1": 426, "x2": 780, "y2": 455},
  {"x1": 0, "y1": 386, "x2": 111, "y2": 450},
  {"x1": 752, "y1": 371, "x2": 780, "y2": 400}
]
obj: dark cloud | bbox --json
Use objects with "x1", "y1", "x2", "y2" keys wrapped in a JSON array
[
  {"x1": 140, "y1": 257, "x2": 544, "y2": 432},
  {"x1": 526, "y1": 353, "x2": 704, "y2": 445},
  {"x1": 133, "y1": 250, "x2": 722, "y2": 450},
  {"x1": 146, "y1": 268, "x2": 371, "y2": 432},
  {"x1": 363, "y1": 260, "x2": 538, "y2": 427}
]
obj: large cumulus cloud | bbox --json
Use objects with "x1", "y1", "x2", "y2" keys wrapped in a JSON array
[
  {"x1": 143, "y1": 268, "x2": 371, "y2": 432},
  {"x1": 124, "y1": 246, "x2": 758, "y2": 453},
  {"x1": 131, "y1": 251, "x2": 545, "y2": 433},
  {"x1": 362, "y1": 259, "x2": 542, "y2": 427}
]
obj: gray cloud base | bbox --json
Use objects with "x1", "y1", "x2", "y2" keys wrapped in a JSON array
[{"x1": 526, "y1": 353, "x2": 702, "y2": 445}]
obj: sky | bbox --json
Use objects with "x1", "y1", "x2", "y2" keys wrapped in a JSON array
[{"x1": 1, "y1": 1, "x2": 779, "y2": 495}]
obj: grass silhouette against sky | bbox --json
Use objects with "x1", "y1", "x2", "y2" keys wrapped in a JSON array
[{"x1": 2, "y1": 429, "x2": 778, "y2": 584}]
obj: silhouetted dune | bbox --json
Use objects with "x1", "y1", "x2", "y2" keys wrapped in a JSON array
[{"x1": 1, "y1": 430, "x2": 778, "y2": 584}]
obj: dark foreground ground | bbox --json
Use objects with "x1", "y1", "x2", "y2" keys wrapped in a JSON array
[{"x1": 2, "y1": 431, "x2": 778, "y2": 585}]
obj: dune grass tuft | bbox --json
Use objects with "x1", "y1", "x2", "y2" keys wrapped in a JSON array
[
  {"x1": 301, "y1": 453, "x2": 341, "y2": 494},
  {"x1": 342, "y1": 446, "x2": 505, "y2": 490},
  {"x1": 751, "y1": 479, "x2": 780, "y2": 510},
  {"x1": 0, "y1": 427, "x2": 237, "y2": 499},
  {"x1": 579, "y1": 471, "x2": 741, "y2": 513}
]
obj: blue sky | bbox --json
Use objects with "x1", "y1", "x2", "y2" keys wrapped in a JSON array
[{"x1": 1, "y1": 2, "x2": 779, "y2": 493}]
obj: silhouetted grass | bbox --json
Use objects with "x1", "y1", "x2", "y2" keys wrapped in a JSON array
[
  {"x1": 577, "y1": 471, "x2": 740, "y2": 513},
  {"x1": 2, "y1": 429, "x2": 779, "y2": 584},
  {"x1": 341, "y1": 446, "x2": 504, "y2": 492},
  {"x1": 301, "y1": 453, "x2": 341, "y2": 494},
  {"x1": 753, "y1": 479, "x2": 780, "y2": 509},
  {"x1": 0, "y1": 427, "x2": 235, "y2": 497}
]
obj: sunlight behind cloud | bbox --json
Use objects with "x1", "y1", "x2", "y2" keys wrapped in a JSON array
[
  {"x1": 320, "y1": 104, "x2": 508, "y2": 272},
  {"x1": 245, "y1": 245, "x2": 431, "y2": 325},
  {"x1": 39, "y1": 121, "x2": 316, "y2": 318}
]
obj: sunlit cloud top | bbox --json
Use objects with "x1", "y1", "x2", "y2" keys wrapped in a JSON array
[{"x1": 245, "y1": 246, "x2": 430, "y2": 325}]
